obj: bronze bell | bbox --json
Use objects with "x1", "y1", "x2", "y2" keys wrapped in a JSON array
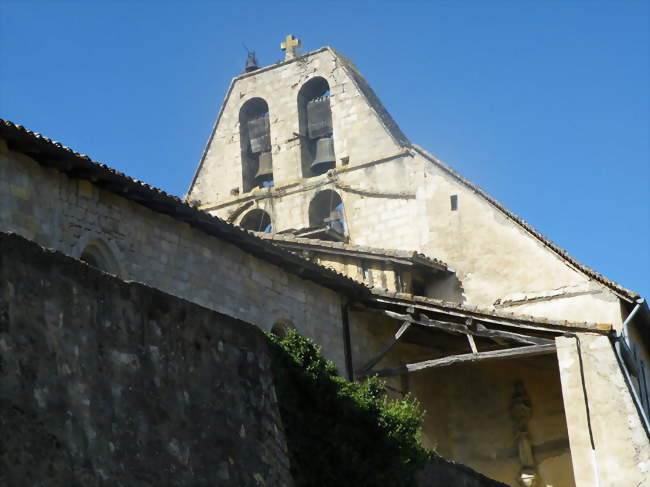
[
  {"x1": 255, "y1": 152, "x2": 273, "y2": 181},
  {"x1": 310, "y1": 137, "x2": 335, "y2": 175},
  {"x1": 244, "y1": 52, "x2": 259, "y2": 73}
]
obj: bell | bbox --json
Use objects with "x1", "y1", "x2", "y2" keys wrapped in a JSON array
[
  {"x1": 255, "y1": 152, "x2": 273, "y2": 181},
  {"x1": 310, "y1": 137, "x2": 336, "y2": 175},
  {"x1": 244, "y1": 52, "x2": 259, "y2": 73}
]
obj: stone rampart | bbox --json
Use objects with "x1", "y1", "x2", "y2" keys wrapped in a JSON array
[{"x1": 0, "y1": 232, "x2": 292, "y2": 486}]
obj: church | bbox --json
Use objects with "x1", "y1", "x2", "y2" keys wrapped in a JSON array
[{"x1": 1, "y1": 36, "x2": 648, "y2": 486}]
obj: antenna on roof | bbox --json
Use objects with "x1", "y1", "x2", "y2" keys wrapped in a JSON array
[{"x1": 242, "y1": 43, "x2": 259, "y2": 73}]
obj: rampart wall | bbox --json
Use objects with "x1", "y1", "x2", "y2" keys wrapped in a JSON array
[{"x1": 0, "y1": 232, "x2": 292, "y2": 486}]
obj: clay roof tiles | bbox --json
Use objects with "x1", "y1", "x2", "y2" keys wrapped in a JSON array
[
  {"x1": 0, "y1": 119, "x2": 368, "y2": 296},
  {"x1": 255, "y1": 232, "x2": 450, "y2": 271}
]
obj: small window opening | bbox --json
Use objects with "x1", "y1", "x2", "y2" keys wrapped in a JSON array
[
  {"x1": 271, "y1": 320, "x2": 295, "y2": 339},
  {"x1": 298, "y1": 77, "x2": 335, "y2": 178},
  {"x1": 80, "y1": 239, "x2": 116, "y2": 274},
  {"x1": 240, "y1": 209, "x2": 273, "y2": 233},
  {"x1": 412, "y1": 277, "x2": 427, "y2": 297},
  {"x1": 239, "y1": 98, "x2": 273, "y2": 192},
  {"x1": 305, "y1": 190, "x2": 346, "y2": 241},
  {"x1": 450, "y1": 195, "x2": 458, "y2": 211}
]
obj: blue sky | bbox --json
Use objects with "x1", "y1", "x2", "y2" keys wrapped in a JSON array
[{"x1": 1, "y1": 1, "x2": 648, "y2": 299}]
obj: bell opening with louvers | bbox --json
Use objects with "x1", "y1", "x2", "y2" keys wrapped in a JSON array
[
  {"x1": 247, "y1": 115, "x2": 271, "y2": 154},
  {"x1": 306, "y1": 97, "x2": 333, "y2": 139}
]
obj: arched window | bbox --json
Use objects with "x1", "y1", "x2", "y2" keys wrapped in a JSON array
[
  {"x1": 271, "y1": 320, "x2": 295, "y2": 339},
  {"x1": 240, "y1": 209, "x2": 272, "y2": 233},
  {"x1": 80, "y1": 239, "x2": 117, "y2": 274},
  {"x1": 298, "y1": 77, "x2": 335, "y2": 178},
  {"x1": 308, "y1": 190, "x2": 346, "y2": 240},
  {"x1": 239, "y1": 98, "x2": 273, "y2": 192}
]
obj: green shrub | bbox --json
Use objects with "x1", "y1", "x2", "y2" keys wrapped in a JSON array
[{"x1": 268, "y1": 329, "x2": 432, "y2": 487}]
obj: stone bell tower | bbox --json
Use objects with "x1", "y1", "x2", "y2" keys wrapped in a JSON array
[{"x1": 186, "y1": 35, "x2": 410, "y2": 238}]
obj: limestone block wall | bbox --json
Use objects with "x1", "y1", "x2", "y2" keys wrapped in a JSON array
[
  {"x1": 556, "y1": 334, "x2": 650, "y2": 487},
  {"x1": 0, "y1": 232, "x2": 293, "y2": 486},
  {"x1": 0, "y1": 149, "x2": 347, "y2": 371},
  {"x1": 188, "y1": 47, "x2": 404, "y2": 206}
]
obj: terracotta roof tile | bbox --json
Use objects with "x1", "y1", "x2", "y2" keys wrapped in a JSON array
[
  {"x1": 0, "y1": 119, "x2": 369, "y2": 296},
  {"x1": 256, "y1": 232, "x2": 450, "y2": 271}
]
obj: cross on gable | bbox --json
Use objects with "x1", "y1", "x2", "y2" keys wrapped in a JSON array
[{"x1": 280, "y1": 35, "x2": 302, "y2": 60}]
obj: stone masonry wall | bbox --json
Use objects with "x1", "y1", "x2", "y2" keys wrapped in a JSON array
[
  {"x1": 0, "y1": 232, "x2": 292, "y2": 486},
  {"x1": 0, "y1": 148, "x2": 347, "y2": 372}
]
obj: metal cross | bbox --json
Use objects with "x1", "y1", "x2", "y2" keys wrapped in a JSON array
[{"x1": 280, "y1": 34, "x2": 302, "y2": 60}]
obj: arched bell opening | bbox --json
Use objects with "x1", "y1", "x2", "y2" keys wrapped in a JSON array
[
  {"x1": 298, "y1": 77, "x2": 335, "y2": 178},
  {"x1": 239, "y1": 97, "x2": 273, "y2": 192},
  {"x1": 307, "y1": 190, "x2": 346, "y2": 241},
  {"x1": 240, "y1": 209, "x2": 273, "y2": 233},
  {"x1": 80, "y1": 238, "x2": 118, "y2": 274}
]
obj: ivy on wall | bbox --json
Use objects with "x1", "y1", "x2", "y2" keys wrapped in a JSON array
[{"x1": 268, "y1": 330, "x2": 431, "y2": 487}]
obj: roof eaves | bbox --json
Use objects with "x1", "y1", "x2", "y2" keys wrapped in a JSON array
[
  {"x1": 367, "y1": 289, "x2": 612, "y2": 334},
  {"x1": 0, "y1": 119, "x2": 369, "y2": 297}
]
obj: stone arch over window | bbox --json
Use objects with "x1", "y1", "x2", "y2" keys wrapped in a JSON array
[
  {"x1": 239, "y1": 97, "x2": 273, "y2": 192},
  {"x1": 308, "y1": 190, "x2": 346, "y2": 238},
  {"x1": 271, "y1": 319, "x2": 295, "y2": 339},
  {"x1": 298, "y1": 77, "x2": 335, "y2": 178},
  {"x1": 240, "y1": 209, "x2": 272, "y2": 233},
  {"x1": 79, "y1": 238, "x2": 119, "y2": 274}
]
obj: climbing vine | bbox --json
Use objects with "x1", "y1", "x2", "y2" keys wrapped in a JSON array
[{"x1": 267, "y1": 329, "x2": 431, "y2": 487}]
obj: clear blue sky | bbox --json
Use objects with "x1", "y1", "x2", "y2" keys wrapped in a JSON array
[{"x1": 1, "y1": 1, "x2": 648, "y2": 299}]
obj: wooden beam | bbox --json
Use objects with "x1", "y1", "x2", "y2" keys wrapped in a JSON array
[
  {"x1": 369, "y1": 297, "x2": 611, "y2": 334},
  {"x1": 354, "y1": 305, "x2": 554, "y2": 346},
  {"x1": 358, "y1": 321, "x2": 411, "y2": 373},
  {"x1": 467, "y1": 334, "x2": 478, "y2": 354},
  {"x1": 368, "y1": 344, "x2": 557, "y2": 377}
]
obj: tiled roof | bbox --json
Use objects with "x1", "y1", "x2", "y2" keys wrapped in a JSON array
[
  {"x1": 413, "y1": 145, "x2": 639, "y2": 302},
  {"x1": 256, "y1": 232, "x2": 450, "y2": 271},
  {"x1": 369, "y1": 288, "x2": 613, "y2": 334},
  {"x1": 0, "y1": 119, "x2": 369, "y2": 296}
]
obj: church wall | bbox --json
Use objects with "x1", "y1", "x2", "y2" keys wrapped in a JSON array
[
  {"x1": 556, "y1": 334, "x2": 650, "y2": 487},
  {"x1": 332, "y1": 153, "x2": 624, "y2": 328},
  {"x1": 0, "y1": 149, "x2": 347, "y2": 371},
  {"x1": 189, "y1": 48, "x2": 403, "y2": 207},
  {"x1": 0, "y1": 232, "x2": 293, "y2": 486}
]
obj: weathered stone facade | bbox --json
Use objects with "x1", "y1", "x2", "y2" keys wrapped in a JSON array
[
  {"x1": 2, "y1": 40, "x2": 649, "y2": 487},
  {"x1": 0, "y1": 143, "x2": 348, "y2": 372},
  {"x1": 0, "y1": 232, "x2": 292, "y2": 486}
]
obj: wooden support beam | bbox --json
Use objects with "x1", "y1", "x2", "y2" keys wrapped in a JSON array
[
  {"x1": 354, "y1": 305, "x2": 554, "y2": 346},
  {"x1": 368, "y1": 344, "x2": 557, "y2": 377},
  {"x1": 358, "y1": 321, "x2": 411, "y2": 373},
  {"x1": 467, "y1": 334, "x2": 478, "y2": 354},
  {"x1": 369, "y1": 297, "x2": 611, "y2": 335}
]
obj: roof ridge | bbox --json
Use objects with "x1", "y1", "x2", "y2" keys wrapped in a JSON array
[{"x1": 412, "y1": 144, "x2": 638, "y2": 302}]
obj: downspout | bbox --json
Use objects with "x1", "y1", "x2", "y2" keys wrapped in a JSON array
[
  {"x1": 341, "y1": 300, "x2": 354, "y2": 381},
  {"x1": 612, "y1": 298, "x2": 650, "y2": 437}
]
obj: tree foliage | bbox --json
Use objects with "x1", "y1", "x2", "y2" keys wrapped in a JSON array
[{"x1": 268, "y1": 330, "x2": 432, "y2": 487}]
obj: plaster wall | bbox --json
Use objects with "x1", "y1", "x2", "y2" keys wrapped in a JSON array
[
  {"x1": 556, "y1": 334, "x2": 650, "y2": 487},
  {"x1": 0, "y1": 149, "x2": 347, "y2": 371}
]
